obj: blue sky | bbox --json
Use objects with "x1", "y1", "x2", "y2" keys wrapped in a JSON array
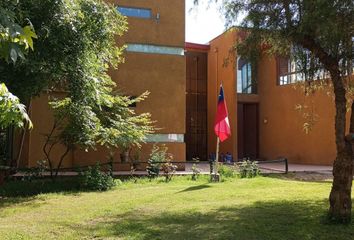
[{"x1": 185, "y1": 0, "x2": 226, "y2": 44}]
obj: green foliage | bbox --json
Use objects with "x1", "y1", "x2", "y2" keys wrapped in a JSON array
[
  {"x1": 0, "y1": 83, "x2": 32, "y2": 129},
  {"x1": 161, "y1": 160, "x2": 177, "y2": 183},
  {"x1": 218, "y1": 164, "x2": 237, "y2": 178},
  {"x1": 96, "y1": 92, "x2": 155, "y2": 151},
  {"x1": 146, "y1": 145, "x2": 172, "y2": 179},
  {"x1": 0, "y1": 0, "x2": 127, "y2": 102},
  {"x1": 219, "y1": 0, "x2": 353, "y2": 69},
  {"x1": 238, "y1": 160, "x2": 260, "y2": 178},
  {"x1": 79, "y1": 163, "x2": 115, "y2": 191},
  {"x1": 0, "y1": 2, "x2": 36, "y2": 129},
  {"x1": 0, "y1": 2, "x2": 37, "y2": 63},
  {"x1": 21, "y1": 160, "x2": 47, "y2": 182},
  {"x1": 42, "y1": 0, "x2": 153, "y2": 151},
  {"x1": 20, "y1": 0, "x2": 154, "y2": 174}
]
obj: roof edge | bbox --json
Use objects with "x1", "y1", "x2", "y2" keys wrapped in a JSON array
[{"x1": 185, "y1": 42, "x2": 210, "y2": 51}]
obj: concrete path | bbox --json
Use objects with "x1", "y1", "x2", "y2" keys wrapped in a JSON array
[
  {"x1": 186, "y1": 162, "x2": 333, "y2": 174},
  {"x1": 259, "y1": 162, "x2": 332, "y2": 173},
  {"x1": 11, "y1": 162, "x2": 333, "y2": 178}
]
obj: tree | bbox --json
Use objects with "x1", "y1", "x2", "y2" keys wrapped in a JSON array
[
  {"x1": 1, "y1": 0, "x2": 154, "y2": 178},
  {"x1": 0, "y1": 1, "x2": 36, "y2": 129},
  {"x1": 196, "y1": 0, "x2": 353, "y2": 222},
  {"x1": 0, "y1": 83, "x2": 32, "y2": 129},
  {"x1": 44, "y1": 93, "x2": 154, "y2": 178}
]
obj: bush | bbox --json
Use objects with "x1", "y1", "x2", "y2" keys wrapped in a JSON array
[
  {"x1": 191, "y1": 164, "x2": 201, "y2": 181},
  {"x1": 22, "y1": 160, "x2": 47, "y2": 181},
  {"x1": 238, "y1": 160, "x2": 260, "y2": 178},
  {"x1": 79, "y1": 163, "x2": 115, "y2": 191},
  {"x1": 161, "y1": 160, "x2": 177, "y2": 182},
  {"x1": 146, "y1": 144, "x2": 172, "y2": 179},
  {"x1": 218, "y1": 164, "x2": 237, "y2": 178}
]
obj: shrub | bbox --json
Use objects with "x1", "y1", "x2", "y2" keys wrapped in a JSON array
[
  {"x1": 218, "y1": 164, "x2": 237, "y2": 178},
  {"x1": 146, "y1": 144, "x2": 172, "y2": 179},
  {"x1": 191, "y1": 163, "x2": 201, "y2": 181},
  {"x1": 161, "y1": 160, "x2": 177, "y2": 182},
  {"x1": 22, "y1": 159, "x2": 48, "y2": 181},
  {"x1": 238, "y1": 160, "x2": 260, "y2": 178},
  {"x1": 79, "y1": 163, "x2": 115, "y2": 191}
]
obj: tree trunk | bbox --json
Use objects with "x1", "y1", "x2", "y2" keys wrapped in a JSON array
[
  {"x1": 292, "y1": 31, "x2": 353, "y2": 223},
  {"x1": 328, "y1": 73, "x2": 353, "y2": 223},
  {"x1": 54, "y1": 145, "x2": 71, "y2": 179}
]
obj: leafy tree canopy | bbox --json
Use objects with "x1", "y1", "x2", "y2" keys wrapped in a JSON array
[
  {"x1": 0, "y1": 0, "x2": 155, "y2": 175},
  {"x1": 0, "y1": 1, "x2": 36, "y2": 129},
  {"x1": 0, "y1": 83, "x2": 32, "y2": 129}
]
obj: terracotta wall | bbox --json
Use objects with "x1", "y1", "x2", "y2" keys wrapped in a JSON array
[
  {"x1": 257, "y1": 56, "x2": 351, "y2": 165},
  {"x1": 110, "y1": 0, "x2": 186, "y2": 164},
  {"x1": 109, "y1": 0, "x2": 185, "y2": 47},
  {"x1": 206, "y1": 28, "x2": 352, "y2": 165},
  {"x1": 25, "y1": 93, "x2": 73, "y2": 168},
  {"x1": 19, "y1": 0, "x2": 186, "y2": 168},
  {"x1": 207, "y1": 30, "x2": 238, "y2": 160}
]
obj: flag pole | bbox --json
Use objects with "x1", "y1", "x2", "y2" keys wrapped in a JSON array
[
  {"x1": 215, "y1": 137, "x2": 220, "y2": 175},
  {"x1": 211, "y1": 137, "x2": 221, "y2": 182}
]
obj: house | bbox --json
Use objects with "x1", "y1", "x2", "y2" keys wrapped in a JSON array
[
  {"x1": 186, "y1": 28, "x2": 352, "y2": 165},
  {"x1": 1, "y1": 1, "x2": 350, "y2": 170}
]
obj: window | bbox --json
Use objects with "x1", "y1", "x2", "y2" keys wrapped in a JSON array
[
  {"x1": 277, "y1": 55, "x2": 330, "y2": 85},
  {"x1": 126, "y1": 44, "x2": 185, "y2": 56},
  {"x1": 145, "y1": 134, "x2": 184, "y2": 143},
  {"x1": 277, "y1": 56, "x2": 302, "y2": 85},
  {"x1": 237, "y1": 58, "x2": 256, "y2": 94},
  {"x1": 117, "y1": 6, "x2": 151, "y2": 19}
]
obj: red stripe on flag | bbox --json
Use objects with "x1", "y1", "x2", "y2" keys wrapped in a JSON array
[{"x1": 214, "y1": 85, "x2": 231, "y2": 142}]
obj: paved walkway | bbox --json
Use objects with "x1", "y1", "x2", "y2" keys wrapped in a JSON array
[
  {"x1": 11, "y1": 162, "x2": 333, "y2": 177},
  {"x1": 186, "y1": 162, "x2": 333, "y2": 174},
  {"x1": 259, "y1": 162, "x2": 332, "y2": 173}
]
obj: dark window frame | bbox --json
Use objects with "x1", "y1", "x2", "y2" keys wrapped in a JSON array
[{"x1": 237, "y1": 58, "x2": 257, "y2": 94}]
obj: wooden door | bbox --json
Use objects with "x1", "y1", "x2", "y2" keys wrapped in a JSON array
[{"x1": 237, "y1": 103, "x2": 258, "y2": 159}]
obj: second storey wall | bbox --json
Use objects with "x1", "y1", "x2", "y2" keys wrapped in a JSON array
[{"x1": 257, "y1": 56, "x2": 351, "y2": 165}]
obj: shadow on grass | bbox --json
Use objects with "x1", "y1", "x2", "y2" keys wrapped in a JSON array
[
  {"x1": 178, "y1": 184, "x2": 211, "y2": 193},
  {"x1": 263, "y1": 173, "x2": 334, "y2": 184},
  {"x1": 73, "y1": 200, "x2": 354, "y2": 240},
  {"x1": 0, "y1": 178, "x2": 83, "y2": 208},
  {"x1": 0, "y1": 178, "x2": 83, "y2": 197}
]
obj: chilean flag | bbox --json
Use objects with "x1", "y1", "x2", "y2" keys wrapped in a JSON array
[{"x1": 214, "y1": 85, "x2": 231, "y2": 142}]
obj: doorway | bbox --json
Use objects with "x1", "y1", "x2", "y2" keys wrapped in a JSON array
[
  {"x1": 185, "y1": 51, "x2": 208, "y2": 161},
  {"x1": 237, "y1": 103, "x2": 259, "y2": 159}
]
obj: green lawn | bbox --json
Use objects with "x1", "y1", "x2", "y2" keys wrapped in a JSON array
[{"x1": 0, "y1": 175, "x2": 353, "y2": 240}]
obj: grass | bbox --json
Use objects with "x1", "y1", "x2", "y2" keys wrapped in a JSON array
[{"x1": 0, "y1": 175, "x2": 353, "y2": 240}]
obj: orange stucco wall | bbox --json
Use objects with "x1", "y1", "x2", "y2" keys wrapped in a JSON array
[
  {"x1": 110, "y1": 0, "x2": 186, "y2": 163},
  {"x1": 207, "y1": 28, "x2": 352, "y2": 165},
  {"x1": 109, "y1": 0, "x2": 185, "y2": 47},
  {"x1": 207, "y1": 30, "x2": 238, "y2": 160},
  {"x1": 18, "y1": 0, "x2": 186, "y2": 169},
  {"x1": 257, "y1": 56, "x2": 351, "y2": 165}
]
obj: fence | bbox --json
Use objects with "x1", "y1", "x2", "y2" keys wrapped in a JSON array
[{"x1": 6, "y1": 158, "x2": 288, "y2": 178}]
